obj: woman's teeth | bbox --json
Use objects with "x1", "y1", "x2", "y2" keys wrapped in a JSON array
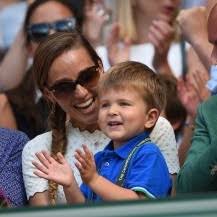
[{"x1": 75, "y1": 98, "x2": 94, "y2": 109}]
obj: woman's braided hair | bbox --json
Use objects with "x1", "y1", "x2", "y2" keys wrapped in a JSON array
[{"x1": 33, "y1": 31, "x2": 102, "y2": 204}]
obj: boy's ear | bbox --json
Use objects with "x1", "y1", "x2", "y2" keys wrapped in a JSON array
[{"x1": 144, "y1": 108, "x2": 160, "y2": 129}]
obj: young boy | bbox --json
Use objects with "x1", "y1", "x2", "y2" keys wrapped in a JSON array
[{"x1": 33, "y1": 61, "x2": 171, "y2": 203}]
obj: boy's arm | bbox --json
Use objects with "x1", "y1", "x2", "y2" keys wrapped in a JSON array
[
  {"x1": 76, "y1": 145, "x2": 142, "y2": 200},
  {"x1": 33, "y1": 151, "x2": 85, "y2": 204},
  {"x1": 88, "y1": 175, "x2": 142, "y2": 200}
]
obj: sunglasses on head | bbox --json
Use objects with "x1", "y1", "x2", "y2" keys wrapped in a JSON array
[
  {"x1": 48, "y1": 65, "x2": 100, "y2": 98},
  {"x1": 27, "y1": 17, "x2": 76, "y2": 43}
]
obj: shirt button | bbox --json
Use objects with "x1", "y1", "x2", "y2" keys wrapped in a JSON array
[{"x1": 104, "y1": 162, "x2": 109, "y2": 167}]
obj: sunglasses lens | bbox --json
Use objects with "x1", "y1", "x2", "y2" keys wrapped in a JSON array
[
  {"x1": 55, "y1": 18, "x2": 76, "y2": 32},
  {"x1": 49, "y1": 66, "x2": 99, "y2": 98},
  {"x1": 78, "y1": 67, "x2": 100, "y2": 88},
  {"x1": 51, "y1": 81, "x2": 76, "y2": 98},
  {"x1": 28, "y1": 23, "x2": 49, "y2": 42}
]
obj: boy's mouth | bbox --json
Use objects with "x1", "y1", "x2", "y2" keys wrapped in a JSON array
[{"x1": 108, "y1": 121, "x2": 122, "y2": 126}]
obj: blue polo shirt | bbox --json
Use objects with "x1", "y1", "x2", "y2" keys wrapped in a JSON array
[{"x1": 80, "y1": 131, "x2": 171, "y2": 201}]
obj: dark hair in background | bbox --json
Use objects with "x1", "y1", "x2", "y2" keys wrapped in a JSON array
[
  {"x1": 33, "y1": 31, "x2": 102, "y2": 205},
  {"x1": 158, "y1": 74, "x2": 187, "y2": 138},
  {"x1": 24, "y1": 0, "x2": 85, "y2": 43}
]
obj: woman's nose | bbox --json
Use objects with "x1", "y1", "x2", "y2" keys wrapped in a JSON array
[{"x1": 74, "y1": 84, "x2": 89, "y2": 98}]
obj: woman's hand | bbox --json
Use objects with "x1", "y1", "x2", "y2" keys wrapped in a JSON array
[
  {"x1": 75, "y1": 144, "x2": 99, "y2": 185},
  {"x1": 33, "y1": 151, "x2": 75, "y2": 188}
]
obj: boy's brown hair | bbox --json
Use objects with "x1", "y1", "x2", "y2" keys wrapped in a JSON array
[{"x1": 98, "y1": 61, "x2": 166, "y2": 113}]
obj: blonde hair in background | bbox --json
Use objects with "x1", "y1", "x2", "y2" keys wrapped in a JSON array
[{"x1": 116, "y1": 0, "x2": 137, "y2": 42}]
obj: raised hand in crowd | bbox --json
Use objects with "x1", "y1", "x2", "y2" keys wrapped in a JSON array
[
  {"x1": 177, "y1": 6, "x2": 212, "y2": 70},
  {"x1": 107, "y1": 22, "x2": 131, "y2": 66},
  {"x1": 190, "y1": 70, "x2": 210, "y2": 102},
  {"x1": 177, "y1": 75, "x2": 201, "y2": 119},
  {"x1": 0, "y1": 29, "x2": 28, "y2": 91},
  {"x1": 148, "y1": 19, "x2": 175, "y2": 76},
  {"x1": 83, "y1": 0, "x2": 111, "y2": 47}
]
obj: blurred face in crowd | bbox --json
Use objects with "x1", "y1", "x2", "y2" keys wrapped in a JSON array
[
  {"x1": 133, "y1": 0, "x2": 181, "y2": 23},
  {"x1": 46, "y1": 47, "x2": 103, "y2": 129},
  {"x1": 27, "y1": 1, "x2": 74, "y2": 56}
]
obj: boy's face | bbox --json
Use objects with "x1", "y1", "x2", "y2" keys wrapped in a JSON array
[{"x1": 98, "y1": 88, "x2": 158, "y2": 148}]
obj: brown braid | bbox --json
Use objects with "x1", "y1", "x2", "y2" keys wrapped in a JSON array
[{"x1": 48, "y1": 103, "x2": 67, "y2": 205}]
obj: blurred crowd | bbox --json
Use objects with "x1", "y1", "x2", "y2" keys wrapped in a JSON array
[{"x1": 0, "y1": 0, "x2": 217, "y2": 210}]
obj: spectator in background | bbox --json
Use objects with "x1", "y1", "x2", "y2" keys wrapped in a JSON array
[
  {"x1": 0, "y1": 128, "x2": 29, "y2": 207},
  {"x1": 0, "y1": 0, "x2": 27, "y2": 56},
  {"x1": 0, "y1": 0, "x2": 84, "y2": 139},
  {"x1": 175, "y1": 0, "x2": 216, "y2": 166},
  {"x1": 176, "y1": 2, "x2": 217, "y2": 193},
  {"x1": 97, "y1": 0, "x2": 183, "y2": 78}
]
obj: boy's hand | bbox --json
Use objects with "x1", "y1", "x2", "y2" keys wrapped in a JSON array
[
  {"x1": 33, "y1": 151, "x2": 75, "y2": 188},
  {"x1": 75, "y1": 145, "x2": 99, "y2": 185}
]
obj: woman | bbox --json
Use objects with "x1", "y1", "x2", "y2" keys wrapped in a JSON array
[{"x1": 22, "y1": 31, "x2": 179, "y2": 206}]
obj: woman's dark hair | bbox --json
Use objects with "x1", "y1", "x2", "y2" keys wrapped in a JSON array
[
  {"x1": 24, "y1": 0, "x2": 84, "y2": 43},
  {"x1": 33, "y1": 31, "x2": 102, "y2": 204}
]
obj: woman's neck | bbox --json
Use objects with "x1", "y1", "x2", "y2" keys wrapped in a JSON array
[
  {"x1": 133, "y1": 10, "x2": 153, "y2": 44},
  {"x1": 69, "y1": 119, "x2": 99, "y2": 133}
]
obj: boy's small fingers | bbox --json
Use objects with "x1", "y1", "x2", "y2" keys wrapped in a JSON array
[{"x1": 82, "y1": 144, "x2": 92, "y2": 157}]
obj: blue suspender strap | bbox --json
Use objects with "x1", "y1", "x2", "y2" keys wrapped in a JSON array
[{"x1": 116, "y1": 137, "x2": 151, "y2": 187}]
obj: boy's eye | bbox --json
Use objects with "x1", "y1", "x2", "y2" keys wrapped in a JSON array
[
  {"x1": 100, "y1": 103, "x2": 109, "y2": 108},
  {"x1": 119, "y1": 102, "x2": 131, "y2": 106}
]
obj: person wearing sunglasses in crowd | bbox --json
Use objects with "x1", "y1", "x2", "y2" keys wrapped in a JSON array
[
  {"x1": 1, "y1": 0, "x2": 83, "y2": 139},
  {"x1": 22, "y1": 31, "x2": 179, "y2": 206},
  {"x1": 33, "y1": 61, "x2": 171, "y2": 203}
]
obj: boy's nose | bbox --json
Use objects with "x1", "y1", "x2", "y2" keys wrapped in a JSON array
[{"x1": 108, "y1": 105, "x2": 118, "y2": 116}]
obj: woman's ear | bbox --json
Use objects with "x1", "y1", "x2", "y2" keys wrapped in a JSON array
[
  {"x1": 43, "y1": 87, "x2": 56, "y2": 104},
  {"x1": 144, "y1": 108, "x2": 160, "y2": 129}
]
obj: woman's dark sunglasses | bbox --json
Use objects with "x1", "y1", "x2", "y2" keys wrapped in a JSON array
[
  {"x1": 27, "y1": 17, "x2": 76, "y2": 43},
  {"x1": 48, "y1": 66, "x2": 100, "y2": 98}
]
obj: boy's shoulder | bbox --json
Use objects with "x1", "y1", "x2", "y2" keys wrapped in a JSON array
[{"x1": 135, "y1": 141, "x2": 163, "y2": 158}]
